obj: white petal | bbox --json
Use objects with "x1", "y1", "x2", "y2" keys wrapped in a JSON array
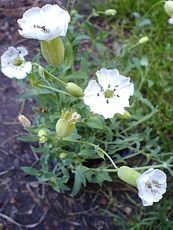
[
  {"x1": 142, "y1": 168, "x2": 154, "y2": 175},
  {"x1": 117, "y1": 79, "x2": 134, "y2": 96},
  {"x1": 151, "y1": 169, "x2": 167, "y2": 184},
  {"x1": 1, "y1": 66, "x2": 15, "y2": 78},
  {"x1": 84, "y1": 85, "x2": 105, "y2": 112},
  {"x1": 141, "y1": 198, "x2": 153, "y2": 206},
  {"x1": 23, "y1": 62, "x2": 32, "y2": 74},
  {"x1": 84, "y1": 80, "x2": 102, "y2": 105},
  {"x1": 17, "y1": 46, "x2": 28, "y2": 56},
  {"x1": 96, "y1": 68, "x2": 120, "y2": 90},
  {"x1": 168, "y1": 17, "x2": 173, "y2": 24},
  {"x1": 1, "y1": 47, "x2": 18, "y2": 67}
]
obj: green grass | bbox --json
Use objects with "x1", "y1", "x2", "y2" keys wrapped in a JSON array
[{"x1": 72, "y1": 0, "x2": 173, "y2": 228}]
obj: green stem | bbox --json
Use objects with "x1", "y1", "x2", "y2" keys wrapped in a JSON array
[
  {"x1": 37, "y1": 84, "x2": 71, "y2": 96},
  {"x1": 89, "y1": 163, "x2": 172, "y2": 173},
  {"x1": 119, "y1": 108, "x2": 158, "y2": 134},
  {"x1": 44, "y1": 69, "x2": 66, "y2": 86},
  {"x1": 102, "y1": 150, "x2": 119, "y2": 170},
  {"x1": 33, "y1": 63, "x2": 66, "y2": 86},
  {"x1": 139, "y1": 1, "x2": 165, "y2": 22},
  {"x1": 64, "y1": 139, "x2": 119, "y2": 170}
]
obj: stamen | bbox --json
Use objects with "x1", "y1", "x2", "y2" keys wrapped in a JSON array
[
  {"x1": 106, "y1": 99, "x2": 109, "y2": 104},
  {"x1": 97, "y1": 93, "x2": 100, "y2": 96},
  {"x1": 145, "y1": 182, "x2": 160, "y2": 196},
  {"x1": 114, "y1": 85, "x2": 119, "y2": 91},
  {"x1": 152, "y1": 180, "x2": 161, "y2": 188},
  {"x1": 117, "y1": 95, "x2": 120, "y2": 97}
]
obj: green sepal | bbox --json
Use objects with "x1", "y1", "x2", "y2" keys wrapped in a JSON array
[
  {"x1": 117, "y1": 166, "x2": 140, "y2": 187},
  {"x1": 40, "y1": 37, "x2": 64, "y2": 66}
]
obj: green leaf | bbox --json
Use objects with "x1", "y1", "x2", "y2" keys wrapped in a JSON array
[
  {"x1": 18, "y1": 88, "x2": 52, "y2": 100},
  {"x1": 95, "y1": 42, "x2": 106, "y2": 56},
  {"x1": 73, "y1": 34, "x2": 90, "y2": 46},
  {"x1": 21, "y1": 167, "x2": 40, "y2": 176},
  {"x1": 72, "y1": 166, "x2": 87, "y2": 195},
  {"x1": 65, "y1": 72, "x2": 88, "y2": 81},
  {"x1": 79, "y1": 148, "x2": 100, "y2": 159},
  {"x1": 64, "y1": 131, "x2": 81, "y2": 141},
  {"x1": 95, "y1": 146, "x2": 105, "y2": 159},
  {"x1": 86, "y1": 117, "x2": 104, "y2": 130},
  {"x1": 17, "y1": 135, "x2": 38, "y2": 142},
  {"x1": 85, "y1": 170, "x2": 112, "y2": 186},
  {"x1": 80, "y1": 56, "x2": 89, "y2": 73},
  {"x1": 83, "y1": 21, "x2": 95, "y2": 42},
  {"x1": 64, "y1": 39, "x2": 74, "y2": 70}
]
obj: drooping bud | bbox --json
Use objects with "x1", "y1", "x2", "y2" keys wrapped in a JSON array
[
  {"x1": 70, "y1": 9, "x2": 77, "y2": 16},
  {"x1": 56, "y1": 111, "x2": 80, "y2": 138},
  {"x1": 105, "y1": 9, "x2": 117, "y2": 16},
  {"x1": 38, "y1": 129, "x2": 48, "y2": 143},
  {"x1": 65, "y1": 82, "x2": 84, "y2": 97},
  {"x1": 115, "y1": 111, "x2": 131, "y2": 120},
  {"x1": 138, "y1": 36, "x2": 149, "y2": 45},
  {"x1": 118, "y1": 166, "x2": 140, "y2": 187},
  {"x1": 40, "y1": 37, "x2": 64, "y2": 67},
  {"x1": 18, "y1": 114, "x2": 31, "y2": 128},
  {"x1": 164, "y1": 1, "x2": 173, "y2": 17}
]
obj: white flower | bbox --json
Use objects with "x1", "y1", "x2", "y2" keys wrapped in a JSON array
[
  {"x1": 84, "y1": 68, "x2": 134, "y2": 119},
  {"x1": 168, "y1": 17, "x2": 173, "y2": 24},
  {"x1": 1, "y1": 46, "x2": 32, "y2": 79},
  {"x1": 17, "y1": 4, "x2": 70, "y2": 41},
  {"x1": 137, "y1": 168, "x2": 167, "y2": 206}
]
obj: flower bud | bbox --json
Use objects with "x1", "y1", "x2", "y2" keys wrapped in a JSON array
[
  {"x1": 118, "y1": 166, "x2": 140, "y2": 187},
  {"x1": 18, "y1": 114, "x2": 31, "y2": 128},
  {"x1": 115, "y1": 111, "x2": 131, "y2": 120},
  {"x1": 105, "y1": 9, "x2": 117, "y2": 16},
  {"x1": 56, "y1": 111, "x2": 80, "y2": 138},
  {"x1": 70, "y1": 9, "x2": 77, "y2": 16},
  {"x1": 38, "y1": 65, "x2": 45, "y2": 78},
  {"x1": 164, "y1": 1, "x2": 173, "y2": 17},
  {"x1": 59, "y1": 152, "x2": 68, "y2": 160},
  {"x1": 38, "y1": 129, "x2": 48, "y2": 143},
  {"x1": 65, "y1": 82, "x2": 84, "y2": 97},
  {"x1": 138, "y1": 36, "x2": 149, "y2": 44},
  {"x1": 40, "y1": 37, "x2": 64, "y2": 67}
]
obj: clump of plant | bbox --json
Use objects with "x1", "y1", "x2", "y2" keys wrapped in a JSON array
[{"x1": 1, "y1": 2, "x2": 173, "y2": 206}]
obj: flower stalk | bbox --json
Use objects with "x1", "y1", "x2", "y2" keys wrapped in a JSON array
[
  {"x1": 33, "y1": 63, "x2": 66, "y2": 86},
  {"x1": 37, "y1": 84, "x2": 71, "y2": 96}
]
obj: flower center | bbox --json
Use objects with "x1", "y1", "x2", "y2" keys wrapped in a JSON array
[
  {"x1": 13, "y1": 58, "x2": 23, "y2": 66},
  {"x1": 145, "y1": 181, "x2": 160, "y2": 195},
  {"x1": 104, "y1": 89, "x2": 114, "y2": 98}
]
